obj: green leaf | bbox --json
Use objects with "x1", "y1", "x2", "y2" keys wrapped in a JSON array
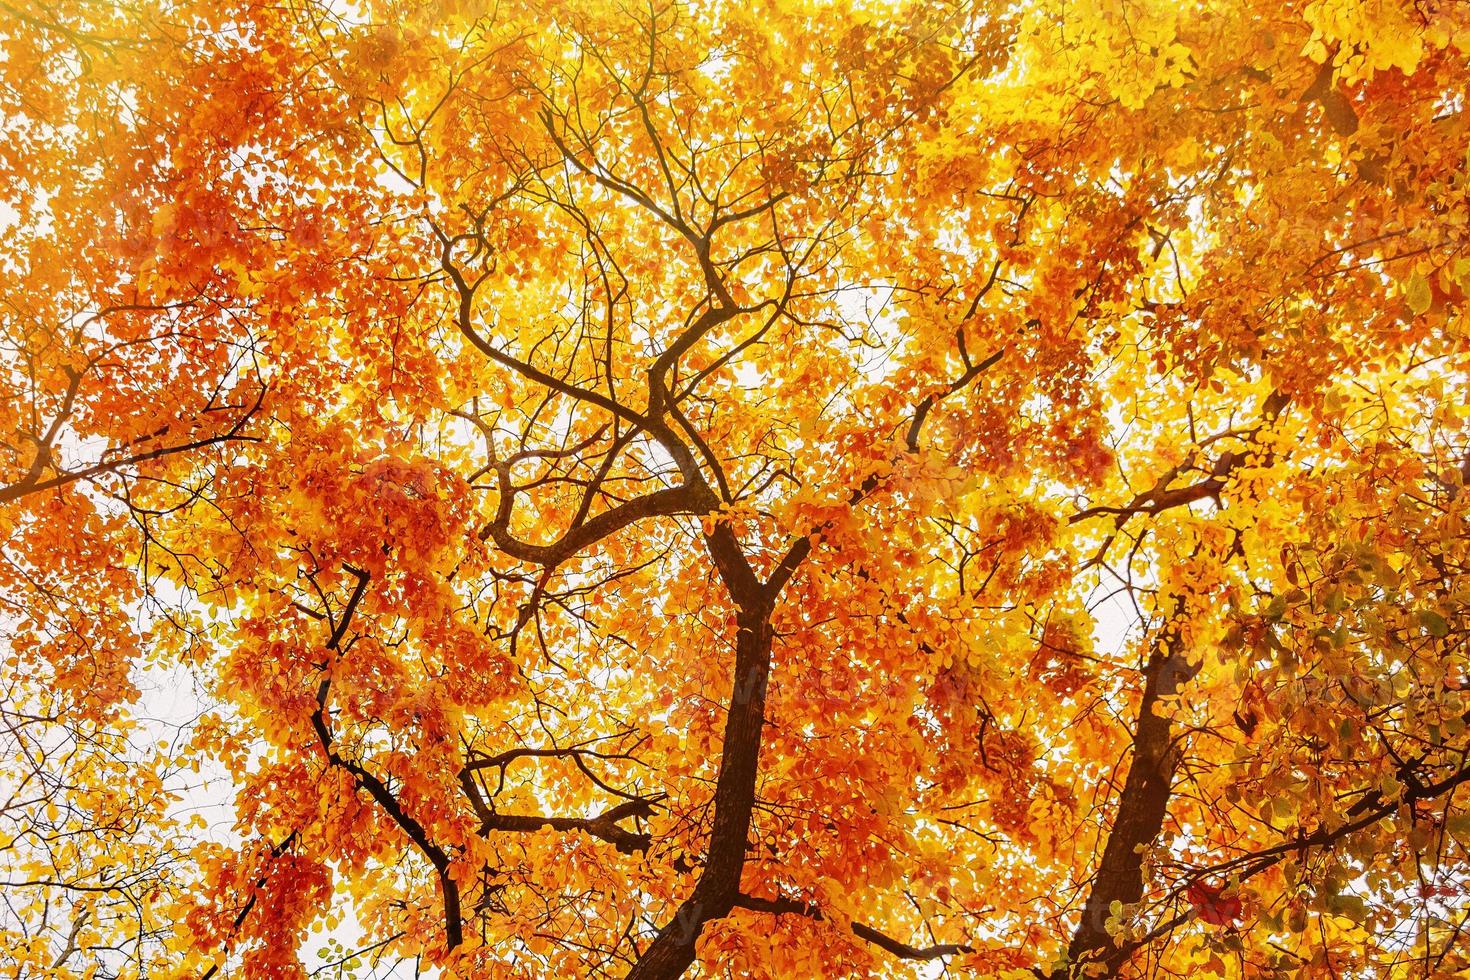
[
  {"x1": 1418, "y1": 610, "x2": 1450, "y2": 638},
  {"x1": 1326, "y1": 893, "x2": 1367, "y2": 923}
]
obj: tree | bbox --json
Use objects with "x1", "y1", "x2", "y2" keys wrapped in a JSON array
[{"x1": 2, "y1": 0, "x2": 1468, "y2": 976}]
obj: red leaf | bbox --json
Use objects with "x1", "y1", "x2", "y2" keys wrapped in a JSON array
[{"x1": 1186, "y1": 882, "x2": 1242, "y2": 926}]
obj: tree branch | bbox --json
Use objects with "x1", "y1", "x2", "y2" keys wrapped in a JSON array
[{"x1": 734, "y1": 893, "x2": 975, "y2": 962}]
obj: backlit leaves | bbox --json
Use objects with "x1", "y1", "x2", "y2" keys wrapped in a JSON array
[{"x1": 2, "y1": 0, "x2": 1469, "y2": 978}]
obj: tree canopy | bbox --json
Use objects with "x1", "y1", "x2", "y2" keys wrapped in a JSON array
[{"x1": 3, "y1": 0, "x2": 1470, "y2": 976}]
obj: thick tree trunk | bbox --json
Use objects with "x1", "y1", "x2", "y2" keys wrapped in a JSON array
[
  {"x1": 626, "y1": 606, "x2": 774, "y2": 980},
  {"x1": 1060, "y1": 630, "x2": 1186, "y2": 976}
]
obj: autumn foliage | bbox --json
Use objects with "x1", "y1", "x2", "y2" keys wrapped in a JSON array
[{"x1": 3, "y1": 0, "x2": 1470, "y2": 977}]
